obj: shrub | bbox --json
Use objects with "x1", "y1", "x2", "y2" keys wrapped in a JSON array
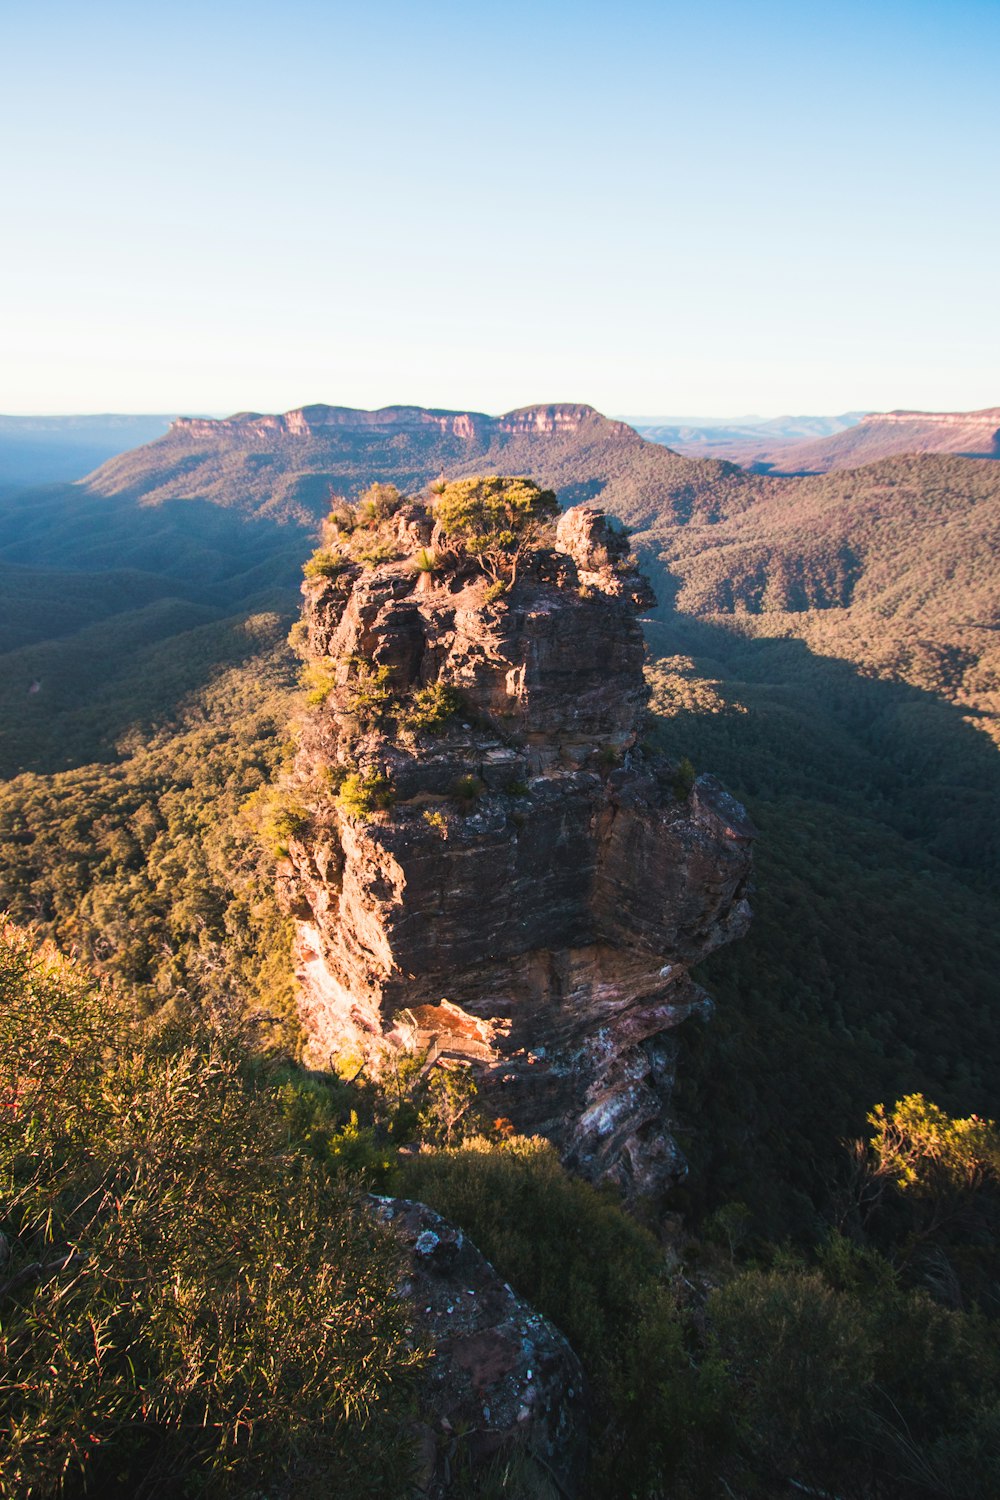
[
  {"x1": 337, "y1": 771, "x2": 395, "y2": 819},
  {"x1": 301, "y1": 659, "x2": 339, "y2": 706},
  {"x1": 0, "y1": 925, "x2": 422, "y2": 1498},
  {"x1": 303, "y1": 546, "x2": 350, "y2": 580},
  {"x1": 400, "y1": 1136, "x2": 723, "y2": 1496},
  {"x1": 433, "y1": 475, "x2": 558, "y2": 587},
  {"x1": 344, "y1": 660, "x2": 396, "y2": 730},
  {"x1": 413, "y1": 546, "x2": 438, "y2": 573},
  {"x1": 286, "y1": 618, "x2": 310, "y2": 658},
  {"x1": 401, "y1": 680, "x2": 464, "y2": 736},
  {"x1": 355, "y1": 482, "x2": 403, "y2": 524},
  {"x1": 349, "y1": 533, "x2": 400, "y2": 568},
  {"x1": 261, "y1": 792, "x2": 310, "y2": 857},
  {"x1": 673, "y1": 755, "x2": 696, "y2": 796},
  {"x1": 450, "y1": 774, "x2": 484, "y2": 807}
]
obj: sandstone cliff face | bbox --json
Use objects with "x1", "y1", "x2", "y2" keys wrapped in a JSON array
[
  {"x1": 284, "y1": 500, "x2": 753, "y2": 1200},
  {"x1": 169, "y1": 401, "x2": 631, "y2": 446}
]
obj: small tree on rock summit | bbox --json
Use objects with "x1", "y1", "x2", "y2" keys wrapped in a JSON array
[{"x1": 433, "y1": 475, "x2": 558, "y2": 590}]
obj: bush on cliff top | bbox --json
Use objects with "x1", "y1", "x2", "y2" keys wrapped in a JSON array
[{"x1": 434, "y1": 475, "x2": 558, "y2": 588}]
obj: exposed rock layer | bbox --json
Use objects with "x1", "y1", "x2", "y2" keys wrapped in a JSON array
[
  {"x1": 285, "y1": 502, "x2": 753, "y2": 1199},
  {"x1": 371, "y1": 1195, "x2": 586, "y2": 1497}
]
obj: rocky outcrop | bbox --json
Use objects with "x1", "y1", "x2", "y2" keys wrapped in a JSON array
[
  {"x1": 169, "y1": 402, "x2": 631, "y2": 446},
  {"x1": 283, "y1": 498, "x2": 753, "y2": 1201},
  {"x1": 371, "y1": 1196, "x2": 585, "y2": 1497}
]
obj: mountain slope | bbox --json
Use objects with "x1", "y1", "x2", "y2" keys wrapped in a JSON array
[
  {"x1": 745, "y1": 406, "x2": 1000, "y2": 473},
  {"x1": 635, "y1": 412, "x2": 864, "y2": 463},
  {"x1": 633, "y1": 454, "x2": 1000, "y2": 759},
  {"x1": 85, "y1": 401, "x2": 771, "y2": 528},
  {"x1": 0, "y1": 414, "x2": 175, "y2": 486}
]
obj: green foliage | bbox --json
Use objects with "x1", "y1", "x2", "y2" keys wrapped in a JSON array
[
  {"x1": 259, "y1": 789, "x2": 310, "y2": 857},
  {"x1": 336, "y1": 770, "x2": 395, "y2": 819},
  {"x1": 644, "y1": 616, "x2": 1000, "y2": 1240},
  {"x1": 343, "y1": 659, "x2": 396, "y2": 730},
  {"x1": 673, "y1": 754, "x2": 696, "y2": 796},
  {"x1": 318, "y1": 484, "x2": 405, "y2": 570},
  {"x1": 867, "y1": 1093, "x2": 1000, "y2": 1200},
  {"x1": 400, "y1": 679, "x2": 464, "y2": 736},
  {"x1": 433, "y1": 475, "x2": 558, "y2": 585},
  {"x1": 301, "y1": 657, "x2": 339, "y2": 706},
  {"x1": 400, "y1": 1136, "x2": 723, "y2": 1497},
  {"x1": 708, "y1": 1249, "x2": 1000, "y2": 1499},
  {"x1": 450, "y1": 773, "x2": 484, "y2": 806},
  {"x1": 413, "y1": 546, "x2": 438, "y2": 573},
  {"x1": 0, "y1": 926, "x2": 422, "y2": 1498},
  {"x1": 349, "y1": 533, "x2": 400, "y2": 568},
  {"x1": 274, "y1": 1070, "x2": 400, "y2": 1190},
  {"x1": 355, "y1": 482, "x2": 403, "y2": 524},
  {"x1": 710, "y1": 1268, "x2": 875, "y2": 1490},
  {"x1": 842, "y1": 1094, "x2": 1000, "y2": 1280},
  {"x1": 0, "y1": 644, "x2": 299, "y2": 1034},
  {"x1": 302, "y1": 546, "x2": 350, "y2": 580},
  {"x1": 416, "y1": 1065, "x2": 480, "y2": 1146}
]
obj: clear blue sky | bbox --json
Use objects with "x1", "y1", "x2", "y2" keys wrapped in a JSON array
[{"x1": 3, "y1": 0, "x2": 998, "y2": 417}]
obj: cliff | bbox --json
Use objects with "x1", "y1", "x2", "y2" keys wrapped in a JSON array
[
  {"x1": 84, "y1": 399, "x2": 758, "y2": 531},
  {"x1": 282, "y1": 488, "x2": 753, "y2": 1201},
  {"x1": 168, "y1": 402, "x2": 633, "y2": 444},
  {"x1": 744, "y1": 405, "x2": 1000, "y2": 473}
]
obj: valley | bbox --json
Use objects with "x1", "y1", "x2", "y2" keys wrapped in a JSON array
[{"x1": 2, "y1": 402, "x2": 999, "y2": 1498}]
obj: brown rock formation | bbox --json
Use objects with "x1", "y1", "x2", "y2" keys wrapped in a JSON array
[
  {"x1": 284, "y1": 497, "x2": 753, "y2": 1201},
  {"x1": 371, "y1": 1195, "x2": 586, "y2": 1497}
]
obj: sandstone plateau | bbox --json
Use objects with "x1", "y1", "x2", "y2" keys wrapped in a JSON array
[{"x1": 283, "y1": 495, "x2": 754, "y2": 1201}]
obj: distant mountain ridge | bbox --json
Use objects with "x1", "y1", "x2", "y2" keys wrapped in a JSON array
[
  {"x1": 84, "y1": 400, "x2": 760, "y2": 528},
  {"x1": 169, "y1": 402, "x2": 634, "y2": 443},
  {"x1": 634, "y1": 412, "x2": 865, "y2": 462},
  {"x1": 0, "y1": 413, "x2": 177, "y2": 487},
  {"x1": 742, "y1": 405, "x2": 1000, "y2": 473}
]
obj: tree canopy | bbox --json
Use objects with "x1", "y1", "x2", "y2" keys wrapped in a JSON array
[{"x1": 433, "y1": 474, "x2": 558, "y2": 588}]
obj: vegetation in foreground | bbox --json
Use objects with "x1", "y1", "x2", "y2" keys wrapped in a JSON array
[
  {"x1": 0, "y1": 925, "x2": 422, "y2": 1499},
  {"x1": 4, "y1": 918, "x2": 1000, "y2": 1500}
]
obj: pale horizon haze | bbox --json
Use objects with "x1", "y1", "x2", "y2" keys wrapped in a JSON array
[{"x1": 3, "y1": 0, "x2": 998, "y2": 418}]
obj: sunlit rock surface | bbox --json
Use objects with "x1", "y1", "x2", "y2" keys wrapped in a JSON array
[{"x1": 284, "y1": 501, "x2": 753, "y2": 1200}]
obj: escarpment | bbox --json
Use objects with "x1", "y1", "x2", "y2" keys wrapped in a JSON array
[{"x1": 282, "y1": 482, "x2": 754, "y2": 1201}]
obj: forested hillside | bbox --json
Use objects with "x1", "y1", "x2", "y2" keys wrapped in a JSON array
[{"x1": 1, "y1": 406, "x2": 998, "y2": 1242}]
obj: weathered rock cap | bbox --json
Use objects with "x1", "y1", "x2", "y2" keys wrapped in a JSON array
[
  {"x1": 556, "y1": 506, "x2": 657, "y2": 611},
  {"x1": 369, "y1": 1195, "x2": 586, "y2": 1497}
]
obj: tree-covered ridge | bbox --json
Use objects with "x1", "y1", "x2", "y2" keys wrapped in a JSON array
[
  {"x1": 79, "y1": 401, "x2": 766, "y2": 527},
  {"x1": 0, "y1": 627, "x2": 299, "y2": 1030},
  {"x1": 630, "y1": 453, "x2": 1000, "y2": 747}
]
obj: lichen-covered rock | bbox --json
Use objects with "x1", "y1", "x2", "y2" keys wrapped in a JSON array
[
  {"x1": 370, "y1": 1196, "x2": 586, "y2": 1497},
  {"x1": 284, "y1": 498, "x2": 754, "y2": 1201}
]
